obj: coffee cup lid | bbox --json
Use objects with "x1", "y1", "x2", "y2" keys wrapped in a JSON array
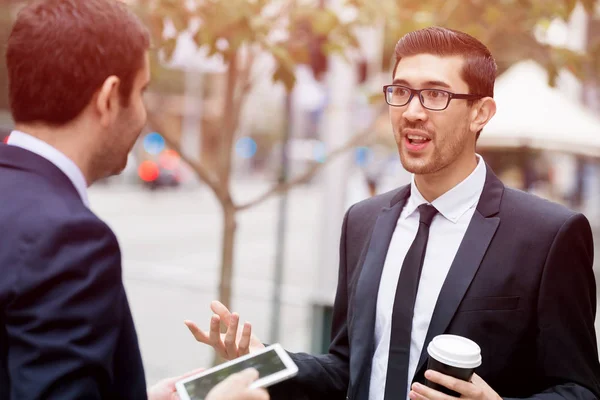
[{"x1": 427, "y1": 335, "x2": 482, "y2": 369}]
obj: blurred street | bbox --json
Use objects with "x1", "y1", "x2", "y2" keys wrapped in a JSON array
[
  {"x1": 89, "y1": 178, "x2": 600, "y2": 387},
  {"x1": 90, "y1": 180, "x2": 327, "y2": 385}
]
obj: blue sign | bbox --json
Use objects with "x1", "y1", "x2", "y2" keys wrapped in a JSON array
[
  {"x1": 313, "y1": 141, "x2": 327, "y2": 163},
  {"x1": 355, "y1": 146, "x2": 371, "y2": 167},
  {"x1": 235, "y1": 137, "x2": 258, "y2": 159},
  {"x1": 143, "y1": 132, "x2": 166, "y2": 155}
]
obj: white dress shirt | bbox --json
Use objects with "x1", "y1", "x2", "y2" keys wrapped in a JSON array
[
  {"x1": 7, "y1": 130, "x2": 90, "y2": 207},
  {"x1": 369, "y1": 156, "x2": 487, "y2": 400}
]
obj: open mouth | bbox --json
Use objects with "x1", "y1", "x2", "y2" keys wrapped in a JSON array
[
  {"x1": 407, "y1": 135, "x2": 431, "y2": 145},
  {"x1": 404, "y1": 134, "x2": 432, "y2": 151}
]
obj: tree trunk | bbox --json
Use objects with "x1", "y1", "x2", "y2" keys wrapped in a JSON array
[
  {"x1": 212, "y1": 201, "x2": 237, "y2": 366},
  {"x1": 218, "y1": 202, "x2": 237, "y2": 310}
]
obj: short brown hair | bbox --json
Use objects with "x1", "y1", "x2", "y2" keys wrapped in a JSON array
[
  {"x1": 393, "y1": 27, "x2": 497, "y2": 99},
  {"x1": 7, "y1": 0, "x2": 150, "y2": 126}
]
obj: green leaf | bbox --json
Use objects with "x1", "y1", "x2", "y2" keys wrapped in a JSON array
[
  {"x1": 368, "y1": 92, "x2": 384, "y2": 105},
  {"x1": 483, "y1": 6, "x2": 504, "y2": 25},
  {"x1": 563, "y1": 0, "x2": 577, "y2": 16},
  {"x1": 272, "y1": 64, "x2": 296, "y2": 93},
  {"x1": 322, "y1": 41, "x2": 346, "y2": 55},
  {"x1": 270, "y1": 45, "x2": 296, "y2": 71},
  {"x1": 288, "y1": 45, "x2": 311, "y2": 65},
  {"x1": 579, "y1": 0, "x2": 597, "y2": 14},
  {"x1": 193, "y1": 29, "x2": 213, "y2": 48},
  {"x1": 311, "y1": 9, "x2": 340, "y2": 36},
  {"x1": 169, "y1": 13, "x2": 188, "y2": 32},
  {"x1": 161, "y1": 37, "x2": 178, "y2": 62},
  {"x1": 334, "y1": 24, "x2": 361, "y2": 49}
]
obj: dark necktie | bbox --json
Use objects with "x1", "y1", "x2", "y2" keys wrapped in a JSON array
[{"x1": 384, "y1": 204, "x2": 438, "y2": 400}]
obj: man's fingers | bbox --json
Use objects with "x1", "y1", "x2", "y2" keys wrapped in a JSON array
[
  {"x1": 244, "y1": 388, "x2": 270, "y2": 400},
  {"x1": 238, "y1": 322, "x2": 252, "y2": 356},
  {"x1": 470, "y1": 372, "x2": 484, "y2": 385},
  {"x1": 411, "y1": 382, "x2": 451, "y2": 400},
  {"x1": 209, "y1": 315, "x2": 227, "y2": 357},
  {"x1": 234, "y1": 368, "x2": 260, "y2": 384},
  {"x1": 184, "y1": 320, "x2": 211, "y2": 344},
  {"x1": 224, "y1": 313, "x2": 240, "y2": 357},
  {"x1": 423, "y1": 370, "x2": 471, "y2": 397},
  {"x1": 211, "y1": 300, "x2": 232, "y2": 326},
  {"x1": 233, "y1": 369, "x2": 268, "y2": 400},
  {"x1": 408, "y1": 389, "x2": 430, "y2": 400}
]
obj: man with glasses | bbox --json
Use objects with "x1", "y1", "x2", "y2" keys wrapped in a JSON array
[{"x1": 186, "y1": 27, "x2": 600, "y2": 400}]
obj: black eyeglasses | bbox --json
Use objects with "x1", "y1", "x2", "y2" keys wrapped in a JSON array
[{"x1": 383, "y1": 85, "x2": 484, "y2": 111}]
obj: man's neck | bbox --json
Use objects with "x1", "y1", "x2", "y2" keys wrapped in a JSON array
[
  {"x1": 414, "y1": 154, "x2": 479, "y2": 203},
  {"x1": 14, "y1": 123, "x2": 94, "y2": 185}
]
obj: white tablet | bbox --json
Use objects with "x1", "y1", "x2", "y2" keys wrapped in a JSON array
[{"x1": 175, "y1": 343, "x2": 298, "y2": 400}]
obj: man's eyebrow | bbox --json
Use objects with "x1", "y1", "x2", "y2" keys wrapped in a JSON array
[{"x1": 392, "y1": 78, "x2": 452, "y2": 89}]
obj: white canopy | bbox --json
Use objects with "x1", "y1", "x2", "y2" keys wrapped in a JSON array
[{"x1": 478, "y1": 60, "x2": 600, "y2": 157}]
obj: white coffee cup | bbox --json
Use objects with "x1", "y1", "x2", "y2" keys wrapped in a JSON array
[{"x1": 426, "y1": 335, "x2": 482, "y2": 396}]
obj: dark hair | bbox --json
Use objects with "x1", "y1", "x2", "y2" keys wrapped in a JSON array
[
  {"x1": 393, "y1": 27, "x2": 497, "y2": 139},
  {"x1": 6, "y1": 0, "x2": 150, "y2": 126}
]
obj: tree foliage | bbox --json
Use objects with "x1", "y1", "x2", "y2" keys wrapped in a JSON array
[
  {"x1": 142, "y1": 0, "x2": 365, "y2": 92},
  {"x1": 365, "y1": 0, "x2": 599, "y2": 85}
]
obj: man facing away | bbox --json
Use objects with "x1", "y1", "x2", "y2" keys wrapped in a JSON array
[
  {"x1": 0, "y1": 1, "x2": 269, "y2": 399},
  {"x1": 185, "y1": 27, "x2": 600, "y2": 400}
]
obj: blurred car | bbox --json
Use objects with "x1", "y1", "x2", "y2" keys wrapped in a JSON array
[
  {"x1": 137, "y1": 148, "x2": 183, "y2": 190},
  {"x1": 1, "y1": 128, "x2": 10, "y2": 144}
]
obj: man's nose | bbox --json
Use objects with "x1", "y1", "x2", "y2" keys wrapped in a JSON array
[{"x1": 403, "y1": 95, "x2": 427, "y2": 122}]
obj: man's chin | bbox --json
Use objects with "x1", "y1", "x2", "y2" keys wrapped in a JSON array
[
  {"x1": 400, "y1": 153, "x2": 434, "y2": 175},
  {"x1": 112, "y1": 163, "x2": 127, "y2": 176},
  {"x1": 105, "y1": 159, "x2": 127, "y2": 179}
]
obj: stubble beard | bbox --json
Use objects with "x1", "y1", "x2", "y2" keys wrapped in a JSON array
[{"x1": 398, "y1": 125, "x2": 471, "y2": 176}]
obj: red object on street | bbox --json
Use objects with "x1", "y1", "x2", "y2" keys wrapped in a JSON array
[{"x1": 138, "y1": 161, "x2": 159, "y2": 182}]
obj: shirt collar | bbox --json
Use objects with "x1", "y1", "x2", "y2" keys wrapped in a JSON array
[
  {"x1": 404, "y1": 155, "x2": 487, "y2": 224},
  {"x1": 7, "y1": 130, "x2": 90, "y2": 207}
]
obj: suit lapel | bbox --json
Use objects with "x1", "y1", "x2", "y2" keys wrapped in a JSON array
[
  {"x1": 414, "y1": 166, "x2": 504, "y2": 377},
  {"x1": 350, "y1": 186, "x2": 409, "y2": 394}
]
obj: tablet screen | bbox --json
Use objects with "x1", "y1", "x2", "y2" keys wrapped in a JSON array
[{"x1": 183, "y1": 348, "x2": 287, "y2": 400}]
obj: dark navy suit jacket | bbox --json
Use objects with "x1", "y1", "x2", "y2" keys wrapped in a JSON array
[
  {"x1": 0, "y1": 144, "x2": 146, "y2": 399},
  {"x1": 270, "y1": 165, "x2": 600, "y2": 400}
]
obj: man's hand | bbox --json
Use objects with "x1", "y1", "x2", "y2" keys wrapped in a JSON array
[
  {"x1": 185, "y1": 300, "x2": 265, "y2": 360},
  {"x1": 147, "y1": 368, "x2": 268, "y2": 400},
  {"x1": 410, "y1": 371, "x2": 502, "y2": 400},
  {"x1": 206, "y1": 369, "x2": 269, "y2": 400},
  {"x1": 147, "y1": 368, "x2": 205, "y2": 400}
]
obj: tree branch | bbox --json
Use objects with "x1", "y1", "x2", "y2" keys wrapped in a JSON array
[
  {"x1": 146, "y1": 112, "x2": 227, "y2": 202},
  {"x1": 236, "y1": 128, "x2": 376, "y2": 212}
]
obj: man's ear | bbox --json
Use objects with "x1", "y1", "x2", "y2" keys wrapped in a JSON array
[
  {"x1": 95, "y1": 76, "x2": 121, "y2": 128},
  {"x1": 470, "y1": 97, "x2": 496, "y2": 134}
]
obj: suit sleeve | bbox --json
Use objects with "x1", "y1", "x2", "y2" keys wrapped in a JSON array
[
  {"x1": 505, "y1": 213, "x2": 600, "y2": 400},
  {"x1": 6, "y1": 216, "x2": 127, "y2": 400},
  {"x1": 269, "y1": 206, "x2": 354, "y2": 400}
]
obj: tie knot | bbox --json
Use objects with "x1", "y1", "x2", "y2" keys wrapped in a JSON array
[{"x1": 418, "y1": 204, "x2": 437, "y2": 226}]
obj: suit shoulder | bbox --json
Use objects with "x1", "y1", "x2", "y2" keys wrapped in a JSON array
[
  {"x1": 12, "y1": 190, "x2": 113, "y2": 244},
  {"x1": 500, "y1": 187, "x2": 584, "y2": 232}
]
